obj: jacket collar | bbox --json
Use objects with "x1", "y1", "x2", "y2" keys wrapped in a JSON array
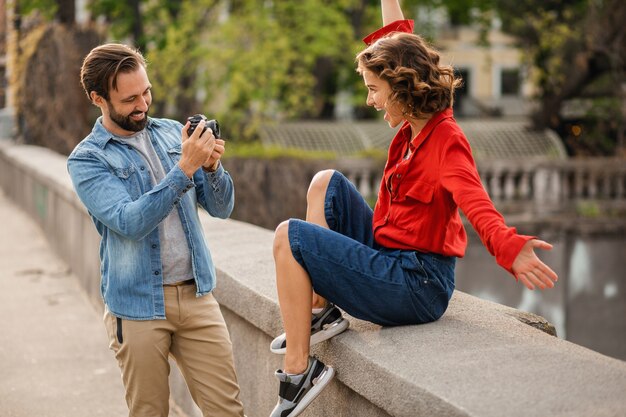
[{"x1": 90, "y1": 116, "x2": 156, "y2": 149}]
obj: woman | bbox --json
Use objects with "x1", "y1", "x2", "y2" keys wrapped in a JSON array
[{"x1": 269, "y1": 1, "x2": 558, "y2": 416}]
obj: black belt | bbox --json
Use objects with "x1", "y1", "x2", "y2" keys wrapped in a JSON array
[{"x1": 163, "y1": 279, "x2": 195, "y2": 287}]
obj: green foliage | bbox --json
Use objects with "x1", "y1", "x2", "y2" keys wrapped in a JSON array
[
  {"x1": 223, "y1": 141, "x2": 336, "y2": 160},
  {"x1": 503, "y1": 4, "x2": 586, "y2": 98},
  {"x1": 20, "y1": 0, "x2": 617, "y2": 155},
  {"x1": 576, "y1": 201, "x2": 600, "y2": 218},
  {"x1": 567, "y1": 96, "x2": 624, "y2": 156},
  {"x1": 87, "y1": 1, "x2": 170, "y2": 48},
  {"x1": 197, "y1": 0, "x2": 358, "y2": 141},
  {"x1": 355, "y1": 148, "x2": 388, "y2": 161},
  {"x1": 18, "y1": 0, "x2": 57, "y2": 20},
  {"x1": 143, "y1": 1, "x2": 220, "y2": 119},
  {"x1": 491, "y1": 0, "x2": 625, "y2": 155},
  {"x1": 87, "y1": 0, "x2": 134, "y2": 41},
  {"x1": 87, "y1": 0, "x2": 364, "y2": 142},
  {"x1": 408, "y1": 0, "x2": 495, "y2": 27}
]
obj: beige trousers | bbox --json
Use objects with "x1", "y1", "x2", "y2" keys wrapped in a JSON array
[{"x1": 104, "y1": 284, "x2": 245, "y2": 417}]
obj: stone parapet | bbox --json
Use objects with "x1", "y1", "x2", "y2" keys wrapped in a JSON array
[{"x1": 2, "y1": 143, "x2": 626, "y2": 417}]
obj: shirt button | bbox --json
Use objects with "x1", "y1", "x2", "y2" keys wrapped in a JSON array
[
  {"x1": 140, "y1": 166, "x2": 145, "y2": 171},
  {"x1": 151, "y1": 244, "x2": 157, "y2": 249},
  {"x1": 154, "y1": 271, "x2": 160, "y2": 276},
  {"x1": 127, "y1": 145, "x2": 132, "y2": 150},
  {"x1": 396, "y1": 174, "x2": 401, "y2": 178}
]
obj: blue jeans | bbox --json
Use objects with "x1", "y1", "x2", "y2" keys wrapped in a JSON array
[{"x1": 288, "y1": 171, "x2": 456, "y2": 326}]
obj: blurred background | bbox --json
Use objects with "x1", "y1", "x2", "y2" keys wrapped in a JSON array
[{"x1": 0, "y1": 0, "x2": 624, "y2": 360}]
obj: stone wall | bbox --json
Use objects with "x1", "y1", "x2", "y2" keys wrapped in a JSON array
[
  {"x1": 224, "y1": 156, "x2": 330, "y2": 230},
  {"x1": 2, "y1": 143, "x2": 626, "y2": 417},
  {"x1": 222, "y1": 156, "x2": 626, "y2": 360},
  {"x1": 223, "y1": 156, "x2": 386, "y2": 230}
]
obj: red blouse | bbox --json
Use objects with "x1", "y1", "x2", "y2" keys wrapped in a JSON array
[{"x1": 364, "y1": 21, "x2": 533, "y2": 274}]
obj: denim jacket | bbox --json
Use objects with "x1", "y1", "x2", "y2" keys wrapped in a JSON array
[{"x1": 67, "y1": 116, "x2": 234, "y2": 320}]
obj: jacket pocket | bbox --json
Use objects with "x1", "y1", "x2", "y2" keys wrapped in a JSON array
[
  {"x1": 403, "y1": 180, "x2": 434, "y2": 204},
  {"x1": 393, "y1": 180, "x2": 435, "y2": 232},
  {"x1": 167, "y1": 144, "x2": 183, "y2": 164},
  {"x1": 112, "y1": 165, "x2": 136, "y2": 179},
  {"x1": 111, "y1": 164, "x2": 141, "y2": 199}
]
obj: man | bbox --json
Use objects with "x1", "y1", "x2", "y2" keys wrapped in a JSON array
[{"x1": 67, "y1": 43, "x2": 245, "y2": 417}]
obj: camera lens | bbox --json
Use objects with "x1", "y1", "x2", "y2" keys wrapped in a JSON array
[
  {"x1": 206, "y1": 120, "x2": 220, "y2": 139},
  {"x1": 186, "y1": 114, "x2": 220, "y2": 139}
]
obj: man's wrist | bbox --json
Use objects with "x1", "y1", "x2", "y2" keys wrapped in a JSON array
[
  {"x1": 202, "y1": 160, "x2": 220, "y2": 173},
  {"x1": 177, "y1": 161, "x2": 195, "y2": 178}
]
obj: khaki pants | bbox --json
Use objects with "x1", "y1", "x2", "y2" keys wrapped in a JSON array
[{"x1": 104, "y1": 284, "x2": 245, "y2": 417}]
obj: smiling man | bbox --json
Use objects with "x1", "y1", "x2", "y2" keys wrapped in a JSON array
[{"x1": 67, "y1": 44, "x2": 245, "y2": 417}]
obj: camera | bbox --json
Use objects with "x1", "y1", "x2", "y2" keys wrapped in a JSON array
[{"x1": 186, "y1": 114, "x2": 221, "y2": 139}]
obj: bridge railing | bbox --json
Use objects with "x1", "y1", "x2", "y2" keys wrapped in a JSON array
[{"x1": 335, "y1": 157, "x2": 626, "y2": 215}]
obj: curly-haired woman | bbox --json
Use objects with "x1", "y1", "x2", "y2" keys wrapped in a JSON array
[{"x1": 269, "y1": 1, "x2": 558, "y2": 416}]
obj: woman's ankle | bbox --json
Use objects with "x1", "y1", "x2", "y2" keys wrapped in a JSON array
[
  {"x1": 284, "y1": 355, "x2": 310, "y2": 375},
  {"x1": 311, "y1": 294, "x2": 327, "y2": 310}
]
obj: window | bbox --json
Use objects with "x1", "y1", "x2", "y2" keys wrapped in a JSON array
[
  {"x1": 501, "y1": 68, "x2": 520, "y2": 96},
  {"x1": 454, "y1": 68, "x2": 470, "y2": 114}
]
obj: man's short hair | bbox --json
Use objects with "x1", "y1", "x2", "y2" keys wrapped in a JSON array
[{"x1": 80, "y1": 43, "x2": 146, "y2": 101}]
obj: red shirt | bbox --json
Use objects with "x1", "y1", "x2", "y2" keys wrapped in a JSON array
[{"x1": 365, "y1": 21, "x2": 533, "y2": 274}]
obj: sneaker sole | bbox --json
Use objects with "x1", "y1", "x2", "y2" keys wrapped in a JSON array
[
  {"x1": 289, "y1": 365, "x2": 335, "y2": 417},
  {"x1": 270, "y1": 319, "x2": 349, "y2": 355}
]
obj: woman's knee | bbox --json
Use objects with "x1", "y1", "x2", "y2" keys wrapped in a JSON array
[
  {"x1": 307, "y1": 169, "x2": 335, "y2": 204},
  {"x1": 273, "y1": 220, "x2": 291, "y2": 257}
]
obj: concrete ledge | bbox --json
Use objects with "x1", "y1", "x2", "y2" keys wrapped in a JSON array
[
  {"x1": 207, "y1": 215, "x2": 626, "y2": 417},
  {"x1": 2, "y1": 143, "x2": 626, "y2": 417}
]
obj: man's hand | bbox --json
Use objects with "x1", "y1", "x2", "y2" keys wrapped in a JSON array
[
  {"x1": 202, "y1": 138, "x2": 226, "y2": 172},
  {"x1": 178, "y1": 120, "x2": 216, "y2": 178},
  {"x1": 511, "y1": 239, "x2": 558, "y2": 290}
]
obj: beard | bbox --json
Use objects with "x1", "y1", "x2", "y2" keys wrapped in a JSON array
[{"x1": 106, "y1": 101, "x2": 149, "y2": 132}]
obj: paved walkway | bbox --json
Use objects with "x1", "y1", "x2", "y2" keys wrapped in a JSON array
[
  {"x1": 0, "y1": 188, "x2": 173, "y2": 416},
  {"x1": 0, "y1": 189, "x2": 128, "y2": 416}
]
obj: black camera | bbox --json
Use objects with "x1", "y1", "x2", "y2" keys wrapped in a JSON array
[{"x1": 186, "y1": 114, "x2": 220, "y2": 139}]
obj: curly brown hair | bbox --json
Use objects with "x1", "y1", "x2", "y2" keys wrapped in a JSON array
[{"x1": 356, "y1": 32, "x2": 462, "y2": 118}]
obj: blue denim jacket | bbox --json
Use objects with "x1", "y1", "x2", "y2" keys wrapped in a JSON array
[{"x1": 67, "y1": 116, "x2": 234, "y2": 320}]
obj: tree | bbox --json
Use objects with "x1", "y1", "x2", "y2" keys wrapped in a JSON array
[
  {"x1": 10, "y1": 0, "x2": 101, "y2": 153},
  {"x1": 490, "y1": 0, "x2": 625, "y2": 155},
  {"x1": 89, "y1": 0, "x2": 359, "y2": 140},
  {"x1": 88, "y1": 0, "x2": 147, "y2": 51},
  {"x1": 16, "y1": 0, "x2": 625, "y2": 153},
  {"x1": 15, "y1": 0, "x2": 74, "y2": 25},
  {"x1": 403, "y1": 0, "x2": 625, "y2": 155},
  {"x1": 195, "y1": 0, "x2": 356, "y2": 139}
]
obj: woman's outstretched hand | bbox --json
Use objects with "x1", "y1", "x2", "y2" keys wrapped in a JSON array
[{"x1": 511, "y1": 239, "x2": 558, "y2": 290}]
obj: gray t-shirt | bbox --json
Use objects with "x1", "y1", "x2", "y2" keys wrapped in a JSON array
[{"x1": 116, "y1": 129, "x2": 193, "y2": 284}]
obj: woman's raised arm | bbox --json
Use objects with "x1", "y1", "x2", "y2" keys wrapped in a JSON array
[{"x1": 382, "y1": 0, "x2": 405, "y2": 25}]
